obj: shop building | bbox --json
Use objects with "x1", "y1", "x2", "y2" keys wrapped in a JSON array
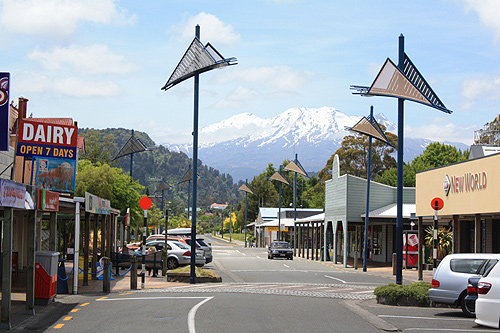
[
  {"x1": 416, "y1": 149, "x2": 500, "y2": 254},
  {"x1": 324, "y1": 155, "x2": 416, "y2": 267}
]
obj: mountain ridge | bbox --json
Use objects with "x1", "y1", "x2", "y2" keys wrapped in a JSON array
[{"x1": 162, "y1": 107, "x2": 468, "y2": 181}]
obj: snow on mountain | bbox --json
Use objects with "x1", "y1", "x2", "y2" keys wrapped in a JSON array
[{"x1": 162, "y1": 107, "x2": 467, "y2": 182}]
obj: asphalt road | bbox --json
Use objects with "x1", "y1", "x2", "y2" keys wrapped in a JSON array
[{"x1": 30, "y1": 235, "x2": 500, "y2": 332}]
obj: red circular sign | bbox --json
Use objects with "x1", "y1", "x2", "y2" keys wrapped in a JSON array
[
  {"x1": 431, "y1": 197, "x2": 444, "y2": 210},
  {"x1": 139, "y1": 197, "x2": 152, "y2": 210}
]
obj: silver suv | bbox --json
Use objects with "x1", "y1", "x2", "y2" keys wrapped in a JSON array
[{"x1": 429, "y1": 253, "x2": 499, "y2": 315}]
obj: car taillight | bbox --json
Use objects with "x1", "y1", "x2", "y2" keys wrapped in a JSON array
[
  {"x1": 467, "y1": 283, "x2": 477, "y2": 294},
  {"x1": 182, "y1": 251, "x2": 191, "y2": 257},
  {"x1": 477, "y1": 282, "x2": 492, "y2": 295},
  {"x1": 431, "y1": 279, "x2": 440, "y2": 288}
]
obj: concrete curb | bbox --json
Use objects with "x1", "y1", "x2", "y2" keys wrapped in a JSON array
[{"x1": 340, "y1": 299, "x2": 399, "y2": 332}]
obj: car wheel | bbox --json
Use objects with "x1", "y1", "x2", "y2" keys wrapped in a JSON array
[
  {"x1": 289, "y1": 257, "x2": 293, "y2": 260},
  {"x1": 167, "y1": 257, "x2": 179, "y2": 270},
  {"x1": 460, "y1": 293, "x2": 475, "y2": 318}
]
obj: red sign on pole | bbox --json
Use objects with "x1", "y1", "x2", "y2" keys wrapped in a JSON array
[
  {"x1": 431, "y1": 197, "x2": 444, "y2": 210},
  {"x1": 139, "y1": 197, "x2": 152, "y2": 210}
]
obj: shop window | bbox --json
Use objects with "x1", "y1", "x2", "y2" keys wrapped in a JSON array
[{"x1": 372, "y1": 225, "x2": 383, "y2": 256}]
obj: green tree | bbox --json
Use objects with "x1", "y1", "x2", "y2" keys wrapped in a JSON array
[
  {"x1": 376, "y1": 142, "x2": 469, "y2": 187},
  {"x1": 75, "y1": 160, "x2": 144, "y2": 229},
  {"x1": 319, "y1": 128, "x2": 397, "y2": 181},
  {"x1": 80, "y1": 129, "x2": 116, "y2": 165}
]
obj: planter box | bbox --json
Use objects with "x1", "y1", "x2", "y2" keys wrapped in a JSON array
[{"x1": 166, "y1": 272, "x2": 222, "y2": 283}]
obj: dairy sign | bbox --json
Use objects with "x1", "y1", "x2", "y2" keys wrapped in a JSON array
[
  {"x1": 443, "y1": 171, "x2": 487, "y2": 196},
  {"x1": 16, "y1": 119, "x2": 78, "y2": 159}
]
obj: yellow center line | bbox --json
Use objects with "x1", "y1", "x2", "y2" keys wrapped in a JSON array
[
  {"x1": 119, "y1": 292, "x2": 134, "y2": 295},
  {"x1": 70, "y1": 309, "x2": 80, "y2": 313},
  {"x1": 81, "y1": 303, "x2": 90, "y2": 307},
  {"x1": 63, "y1": 316, "x2": 72, "y2": 321},
  {"x1": 96, "y1": 297, "x2": 108, "y2": 301},
  {"x1": 54, "y1": 324, "x2": 64, "y2": 329}
]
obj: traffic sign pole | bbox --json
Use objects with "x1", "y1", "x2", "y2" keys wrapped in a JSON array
[
  {"x1": 431, "y1": 197, "x2": 444, "y2": 269},
  {"x1": 139, "y1": 197, "x2": 152, "y2": 288}
]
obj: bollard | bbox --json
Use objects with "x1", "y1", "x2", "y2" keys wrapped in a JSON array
[
  {"x1": 354, "y1": 251, "x2": 358, "y2": 270},
  {"x1": 130, "y1": 256, "x2": 138, "y2": 290},
  {"x1": 103, "y1": 257, "x2": 110, "y2": 293},
  {"x1": 392, "y1": 253, "x2": 397, "y2": 275},
  {"x1": 162, "y1": 249, "x2": 167, "y2": 277}
]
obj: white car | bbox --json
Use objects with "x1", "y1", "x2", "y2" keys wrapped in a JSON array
[
  {"x1": 475, "y1": 257, "x2": 500, "y2": 328},
  {"x1": 428, "y1": 253, "x2": 499, "y2": 315}
]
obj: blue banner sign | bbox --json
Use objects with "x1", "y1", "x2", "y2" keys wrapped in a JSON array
[{"x1": 0, "y1": 72, "x2": 9, "y2": 151}]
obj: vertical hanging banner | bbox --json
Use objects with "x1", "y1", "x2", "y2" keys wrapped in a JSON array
[
  {"x1": 35, "y1": 157, "x2": 77, "y2": 193},
  {"x1": 0, "y1": 72, "x2": 10, "y2": 151}
]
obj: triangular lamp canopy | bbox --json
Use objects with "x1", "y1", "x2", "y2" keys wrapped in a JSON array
[
  {"x1": 178, "y1": 168, "x2": 193, "y2": 185},
  {"x1": 162, "y1": 38, "x2": 237, "y2": 91},
  {"x1": 284, "y1": 160, "x2": 308, "y2": 177},
  {"x1": 351, "y1": 55, "x2": 452, "y2": 114},
  {"x1": 347, "y1": 116, "x2": 395, "y2": 148},
  {"x1": 238, "y1": 183, "x2": 255, "y2": 195},
  {"x1": 112, "y1": 136, "x2": 147, "y2": 161},
  {"x1": 155, "y1": 181, "x2": 171, "y2": 193},
  {"x1": 270, "y1": 171, "x2": 290, "y2": 186}
]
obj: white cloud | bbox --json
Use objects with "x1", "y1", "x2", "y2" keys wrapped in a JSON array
[
  {"x1": 460, "y1": 0, "x2": 500, "y2": 41},
  {"x1": 217, "y1": 66, "x2": 315, "y2": 91},
  {"x1": 16, "y1": 72, "x2": 121, "y2": 97},
  {"x1": 406, "y1": 119, "x2": 475, "y2": 145},
  {"x1": 15, "y1": 72, "x2": 51, "y2": 93},
  {"x1": 172, "y1": 12, "x2": 240, "y2": 46},
  {"x1": 53, "y1": 77, "x2": 121, "y2": 97},
  {"x1": 212, "y1": 86, "x2": 258, "y2": 109},
  {"x1": 27, "y1": 44, "x2": 139, "y2": 75},
  {"x1": 0, "y1": 0, "x2": 135, "y2": 39},
  {"x1": 461, "y1": 75, "x2": 500, "y2": 101}
]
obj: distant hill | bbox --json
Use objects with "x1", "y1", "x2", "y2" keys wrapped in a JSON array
[{"x1": 78, "y1": 128, "x2": 242, "y2": 208}]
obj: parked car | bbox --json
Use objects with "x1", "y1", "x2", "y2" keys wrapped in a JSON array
[
  {"x1": 475, "y1": 255, "x2": 500, "y2": 328},
  {"x1": 464, "y1": 258, "x2": 499, "y2": 317},
  {"x1": 184, "y1": 238, "x2": 213, "y2": 264},
  {"x1": 134, "y1": 240, "x2": 205, "y2": 269},
  {"x1": 429, "y1": 253, "x2": 499, "y2": 316},
  {"x1": 268, "y1": 241, "x2": 293, "y2": 260},
  {"x1": 195, "y1": 238, "x2": 212, "y2": 263}
]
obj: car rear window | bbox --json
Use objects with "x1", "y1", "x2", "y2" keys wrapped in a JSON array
[
  {"x1": 197, "y1": 239, "x2": 208, "y2": 246},
  {"x1": 450, "y1": 259, "x2": 487, "y2": 274}
]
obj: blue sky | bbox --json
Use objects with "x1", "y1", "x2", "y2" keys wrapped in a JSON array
[{"x1": 1, "y1": 0, "x2": 500, "y2": 146}]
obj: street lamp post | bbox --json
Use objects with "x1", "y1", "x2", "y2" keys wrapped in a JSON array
[{"x1": 162, "y1": 25, "x2": 236, "y2": 284}]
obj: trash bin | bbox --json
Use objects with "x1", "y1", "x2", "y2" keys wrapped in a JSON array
[{"x1": 35, "y1": 251, "x2": 59, "y2": 304}]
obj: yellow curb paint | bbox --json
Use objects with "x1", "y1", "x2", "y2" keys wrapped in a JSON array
[
  {"x1": 70, "y1": 309, "x2": 80, "y2": 313},
  {"x1": 81, "y1": 303, "x2": 90, "y2": 307},
  {"x1": 63, "y1": 316, "x2": 72, "y2": 321},
  {"x1": 54, "y1": 324, "x2": 64, "y2": 329}
]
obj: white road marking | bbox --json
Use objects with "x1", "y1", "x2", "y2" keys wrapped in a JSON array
[
  {"x1": 283, "y1": 264, "x2": 290, "y2": 268},
  {"x1": 188, "y1": 297, "x2": 213, "y2": 333},
  {"x1": 351, "y1": 290, "x2": 374, "y2": 294},
  {"x1": 378, "y1": 315, "x2": 472, "y2": 322},
  {"x1": 324, "y1": 275, "x2": 346, "y2": 284}
]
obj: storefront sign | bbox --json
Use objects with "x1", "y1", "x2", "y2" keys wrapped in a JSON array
[
  {"x1": 16, "y1": 119, "x2": 78, "y2": 159},
  {"x1": 0, "y1": 179, "x2": 26, "y2": 208},
  {"x1": 444, "y1": 172, "x2": 487, "y2": 196},
  {"x1": 35, "y1": 157, "x2": 76, "y2": 193},
  {"x1": 85, "y1": 192, "x2": 110, "y2": 215},
  {"x1": 265, "y1": 226, "x2": 289, "y2": 232},
  {"x1": 37, "y1": 188, "x2": 59, "y2": 211},
  {"x1": 0, "y1": 73, "x2": 9, "y2": 151}
]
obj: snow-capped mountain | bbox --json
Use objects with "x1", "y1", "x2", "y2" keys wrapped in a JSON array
[{"x1": 163, "y1": 107, "x2": 467, "y2": 181}]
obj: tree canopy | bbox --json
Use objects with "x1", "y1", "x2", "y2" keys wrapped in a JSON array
[{"x1": 318, "y1": 128, "x2": 397, "y2": 181}]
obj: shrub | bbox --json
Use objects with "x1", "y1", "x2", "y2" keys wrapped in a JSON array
[{"x1": 374, "y1": 282, "x2": 431, "y2": 305}]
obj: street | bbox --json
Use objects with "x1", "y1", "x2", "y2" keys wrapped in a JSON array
[{"x1": 34, "y1": 235, "x2": 498, "y2": 332}]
